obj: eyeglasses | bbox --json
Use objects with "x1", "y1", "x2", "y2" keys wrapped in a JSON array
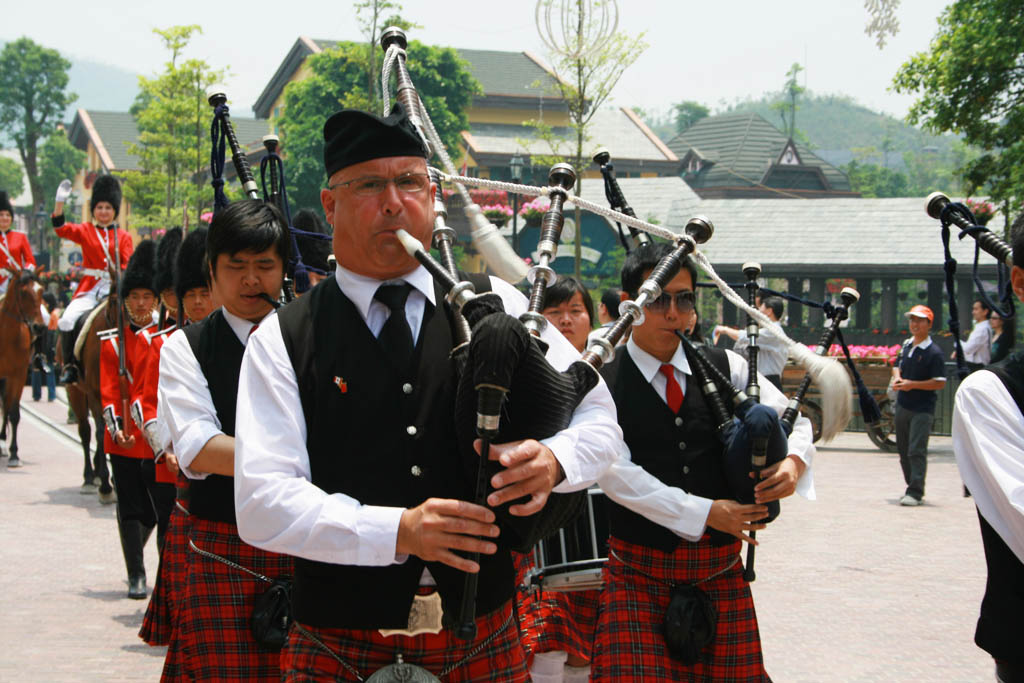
[
  {"x1": 328, "y1": 172, "x2": 431, "y2": 196},
  {"x1": 645, "y1": 290, "x2": 696, "y2": 313}
]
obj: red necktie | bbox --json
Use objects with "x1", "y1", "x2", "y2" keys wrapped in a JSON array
[
  {"x1": 248, "y1": 324, "x2": 259, "y2": 337},
  {"x1": 659, "y1": 363, "x2": 684, "y2": 413}
]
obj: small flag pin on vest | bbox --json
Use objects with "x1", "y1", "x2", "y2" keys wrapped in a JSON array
[{"x1": 333, "y1": 376, "x2": 348, "y2": 394}]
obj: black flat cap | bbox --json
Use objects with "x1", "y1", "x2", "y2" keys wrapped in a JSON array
[{"x1": 323, "y1": 103, "x2": 427, "y2": 180}]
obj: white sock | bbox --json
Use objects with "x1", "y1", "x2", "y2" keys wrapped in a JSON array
[
  {"x1": 564, "y1": 663, "x2": 591, "y2": 683},
  {"x1": 530, "y1": 650, "x2": 568, "y2": 682}
]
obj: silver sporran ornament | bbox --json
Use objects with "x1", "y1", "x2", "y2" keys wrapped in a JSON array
[{"x1": 365, "y1": 654, "x2": 440, "y2": 682}]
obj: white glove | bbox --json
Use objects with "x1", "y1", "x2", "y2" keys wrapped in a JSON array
[{"x1": 54, "y1": 179, "x2": 73, "y2": 204}]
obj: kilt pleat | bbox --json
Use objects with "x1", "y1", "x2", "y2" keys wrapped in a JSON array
[
  {"x1": 281, "y1": 601, "x2": 527, "y2": 682},
  {"x1": 162, "y1": 517, "x2": 292, "y2": 682},
  {"x1": 592, "y1": 536, "x2": 769, "y2": 682},
  {"x1": 140, "y1": 504, "x2": 189, "y2": 646},
  {"x1": 513, "y1": 552, "x2": 601, "y2": 664}
]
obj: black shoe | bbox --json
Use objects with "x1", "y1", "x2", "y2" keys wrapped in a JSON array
[
  {"x1": 128, "y1": 574, "x2": 147, "y2": 599},
  {"x1": 7, "y1": 455, "x2": 21, "y2": 468},
  {"x1": 59, "y1": 364, "x2": 79, "y2": 385}
]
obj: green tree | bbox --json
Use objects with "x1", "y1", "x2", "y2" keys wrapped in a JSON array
[
  {"x1": 278, "y1": 40, "x2": 480, "y2": 211},
  {"x1": 0, "y1": 37, "x2": 76, "y2": 214},
  {"x1": 842, "y1": 159, "x2": 909, "y2": 197},
  {"x1": 532, "y1": 0, "x2": 648, "y2": 279},
  {"x1": 893, "y1": 0, "x2": 1024, "y2": 215},
  {"x1": 0, "y1": 157, "x2": 25, "y2": 199},
  {"x1": 128, "y1": 26, "x2": 227, "y2": 231},
  {"x1": 673, "y1": 100, "x2": 710, "y2": 135},
  {"x1": 37, "y1": 130, "x2": 85, "y2": 200},
  {"x1": 353, "y1": 0, "x2": 420, "y2": 105},
  {"x1": 772, "y1": 63, "x2": 805, "y2": 141}
]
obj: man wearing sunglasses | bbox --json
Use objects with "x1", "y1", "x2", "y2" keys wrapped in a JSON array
[{"x1": 591, "y1": 241, "x2": 815, "y2": 681}]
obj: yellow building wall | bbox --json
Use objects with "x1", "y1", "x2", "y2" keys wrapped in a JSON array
[
  {"x1": 269, "y1": 62, "x2": 315, "y2": 134},
  {"x1": 466, "y1": 106, "x2": 570, "y2": 127}
]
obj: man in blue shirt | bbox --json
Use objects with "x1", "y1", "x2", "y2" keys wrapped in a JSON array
[{"x1": 892, "y1": 305, "x2": 947, "y2": 506}]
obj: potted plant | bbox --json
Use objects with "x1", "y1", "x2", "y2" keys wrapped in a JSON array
[
  {"x1": 518, "y1": 198, "x2": 549, "y2": 227},
  {"x1": 481, "y1": 203, "x2": 513, "y2": 226},
  {"x1": 965, "y1": 197, "x2": 996, "y2": 226}
]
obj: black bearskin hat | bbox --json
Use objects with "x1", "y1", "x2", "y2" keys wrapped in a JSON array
[
  {"x1": 174, "y1": 228, "x2": 209, "y2": 303},
  {"x1": 0, "y1": 190, "x2": 13, "y2": 217},
  {"x1": 153, "y1": 227, "x2": 183, "y2": 295},
  {"x1": 292, "y1": 208, "x2": 333, "y2": 274},
  {"x1": 90, "y1": 174, "x2": 122, "y2": 218},
  {"x1": 120, "y1": 239, "x2": 158, "y2": 298}
]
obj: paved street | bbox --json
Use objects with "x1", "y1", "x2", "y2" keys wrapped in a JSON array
[{"x1": 0, "y1": 386, "x2": 993, "y2": 681}]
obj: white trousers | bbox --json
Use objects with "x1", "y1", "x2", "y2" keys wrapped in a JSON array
[{"x1": 58, "y1": 280, "x2": 111, "y2": 332}]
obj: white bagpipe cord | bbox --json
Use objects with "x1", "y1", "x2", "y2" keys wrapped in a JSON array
[
  {"x1": 694, "y1": 251, "x2": 852, "y2": 441},
  {"x1": 382, "y1": 45, "x2": 529, "y2": 283}
]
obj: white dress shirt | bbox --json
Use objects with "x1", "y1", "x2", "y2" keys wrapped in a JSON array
[
  {"x1": 597, "y1": 336, "x2": 816, "y2": 542},
  {"x1": 158, "y1": 306, "x2": 275, "y2": 480},
  {"x1": 732, "y1": 324, "x2": 789, "y2": 377},
  {"x1": 963, "y1": 319, "x2": 992, "y2": 365},
  {"x1": 952, "y1": 370, "x2": 1024, "y2": 563},
  {"x1": 233, "y1": 264, "x2": 625, "y2": 566}
]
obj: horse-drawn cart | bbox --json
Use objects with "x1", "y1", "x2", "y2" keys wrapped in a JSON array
[{"x1": 781, "y1": 358, "x2": 896, "y2": 451}]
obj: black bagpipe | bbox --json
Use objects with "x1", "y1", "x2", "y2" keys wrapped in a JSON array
[
  {"x1": 925, "y1": 191, "x2": 1015, "y2": 377},
  {"x1": 593, "y1": 147, "x2": 651, "y2": 253},
  {"x1": 207, "y1": 91, "x2": 331, "y2": 304}
]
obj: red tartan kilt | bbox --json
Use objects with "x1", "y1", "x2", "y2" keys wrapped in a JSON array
[
  {"x1": 281, "y1": 602, "x2": 527, "y2": 682},
  {"x1": 166, "y1": 517, "x2": 293, "y2": 682},
  {"x1": 592, "y1": 536, "x2": 769, "y2": 682},
  {"x1": 513, "y1": 552, "x2": 600, "y2": 664},
  {"x1": 139, "y1": 504, "x2": 190, "y2": 646}
]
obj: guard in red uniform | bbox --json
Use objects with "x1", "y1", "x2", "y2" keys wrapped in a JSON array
[
  {"x1": 139, "y1": 229, "x2": 215, "y2": 674},
  {"x1": 0, "y1": 190, "x2": 37, "y2": 294},
  {"x1": 51, "y1": 174, "x2": 134, "y2": 384},
  {"x1": 99, "y1": 239, "x2": 173, "y2": 599}
]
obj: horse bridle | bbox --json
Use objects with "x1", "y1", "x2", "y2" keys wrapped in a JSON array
[{"x1": 3, "y1": 275, "x2": 44, "y2": 342}]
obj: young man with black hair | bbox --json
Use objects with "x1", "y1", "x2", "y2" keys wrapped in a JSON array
[
  {"x1": 51, "y1": 175, "x2": 135, "y2": 384},
  {"x1": 158, "y1": 202, "x2": 293, "y2": 681},
  {"x1": 98, "y1": 239, "x2": 171, "y2": 600},
  {"x1": 958, "y1": 298, "x2": 993, "y2": 370},
  {"x1": 233, "y1": 104, "x2": 622, "y2": 681},
  {"x1": 714, "y1": 294, "x2": 788, "y2": 390},
  {"x1": 591, "y1": 241, "x2": 815, "y2": 681},
  {"x1": 952, "y1": 231, "x2": 1024, "y2": 683}
]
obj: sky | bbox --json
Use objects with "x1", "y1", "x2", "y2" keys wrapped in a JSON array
[{"x1": 5, "y1": 0, "x2": 951, "y2": 120}]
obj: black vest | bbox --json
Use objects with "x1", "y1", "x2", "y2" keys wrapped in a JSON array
[
  {"x1": 600, "y1": 345, "x2": 734, "y2": 551},
  {"x1": 277, "y1": 274, "x2": 514, "y2": 629},
  {"x1": 183, "y1": 309, "x2": 244, "y2": 524},
  {"x1": 973, "y1": 352, "x2": 1024, "y2": 664}
]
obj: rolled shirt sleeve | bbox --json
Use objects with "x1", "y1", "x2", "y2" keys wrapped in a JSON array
[
  {"x1": 953, "y1": 370, "x2": 1024, "y2": 564},
  {"x1": 158, "y1": 330, "x2": 221, "y2": 480}
]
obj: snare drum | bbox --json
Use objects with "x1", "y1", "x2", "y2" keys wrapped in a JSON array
[{"x1": 527, "y1": 487, "x2": 608, "y2": 592}]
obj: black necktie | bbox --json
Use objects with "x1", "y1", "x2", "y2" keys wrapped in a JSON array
[{"x1": 374, "y1": 283, "x2": 414, "y2": 376}]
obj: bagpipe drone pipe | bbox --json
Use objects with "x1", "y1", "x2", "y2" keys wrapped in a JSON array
[
  {"x1": 925, "y1": 192, "x2": 1016, "y2": 378},
  {"x1": 207, "y1": 92, "x2": 332, "y2": 304}
]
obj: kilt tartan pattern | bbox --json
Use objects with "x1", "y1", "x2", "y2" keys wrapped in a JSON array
[
  {"x1": 140, "y1": 504, "x2": 190, "y2": 646},
  {"x1": 592, "y1": 536, "x2": 769, "y2": 682},
  {"x1": 161, "y1": 517, "x2": 293, "y2": 682},
  {"x1": 513, "y1": 552, "x2": 601, "y2": 664},
  {"x1": 281, "y1": 601, "x2": 527, "y2": 682}
]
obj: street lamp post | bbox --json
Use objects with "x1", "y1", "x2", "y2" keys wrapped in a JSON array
[{"x1": 510, "y1": 152, "x2": 524, "y2": 254}]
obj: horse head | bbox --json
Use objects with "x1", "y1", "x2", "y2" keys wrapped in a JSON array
[{"x1": 2, "y1": 269, "x2": 45, "y2": 337}]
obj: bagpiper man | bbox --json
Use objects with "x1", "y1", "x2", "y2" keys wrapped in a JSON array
[
  {"x1": 51, "y1": 174, "x2": 134, "y2": 384},
  {"x1": 232, "y1": 104, "x2": 623, "y2": 682},
  {"x1": 0, "y1": 190, "x2": 37, "y2": 294},
  {"x1": 99, "y1": 239, "x2": 174, "y2": 599},
  {"x1": 591, "y1": 242, "x2": 815, "y2": 681},
  {"x1": 159, "y1": 204, "x2": 292, "y2": 681},
  {"x1": 951, "y1": 228, "x2": 1024, "y2": 683}
]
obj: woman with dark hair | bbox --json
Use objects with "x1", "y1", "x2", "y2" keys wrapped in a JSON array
[
  {"x1": 541, "y1": 276, "x2": 595, "y2": 353},
  {"x1": 989, "y1": 312, "x2": 1015, "y2": 364}
]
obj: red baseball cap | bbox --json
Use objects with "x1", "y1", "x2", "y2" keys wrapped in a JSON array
[{"x1": 904, "y1": 305, "x2": 934, "y2": 323}]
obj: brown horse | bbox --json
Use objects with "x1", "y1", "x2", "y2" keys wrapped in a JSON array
[
  {"x1": 0, "y1": 270, "x2": 45, "y2": 468},
  {"x1": 59, "y1": 293, "x2": 116, "y2": 502}
]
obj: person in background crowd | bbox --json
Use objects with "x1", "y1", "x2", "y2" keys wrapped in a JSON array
[
  {"x1": 31, "y1": 291, "x2": 59, "y2": 402},
  {"x1": 542, "y1": 276, "x2": 595, "y2": 353},
  {"x1": 892, "y1": 305, "x2": 946, "y2": 507},
  {"x1": 597, "y1": 288, "x2": 620, "y2": 328},
  {"x1": 957, "y1": 298, "x2": 992, "y2": 371},
  {"x1": 0, "y1": 190, "x2": 37, "y2": 295},
  {"x1": 713, "y1": 295, "x2": 788, "y2": 390},
  {"x1": 989, "y1": 311, "x2": 1014, "y2": 365},
  {"x1": 951, "y1": 229, "x2": 1024, "y2": 683}
]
